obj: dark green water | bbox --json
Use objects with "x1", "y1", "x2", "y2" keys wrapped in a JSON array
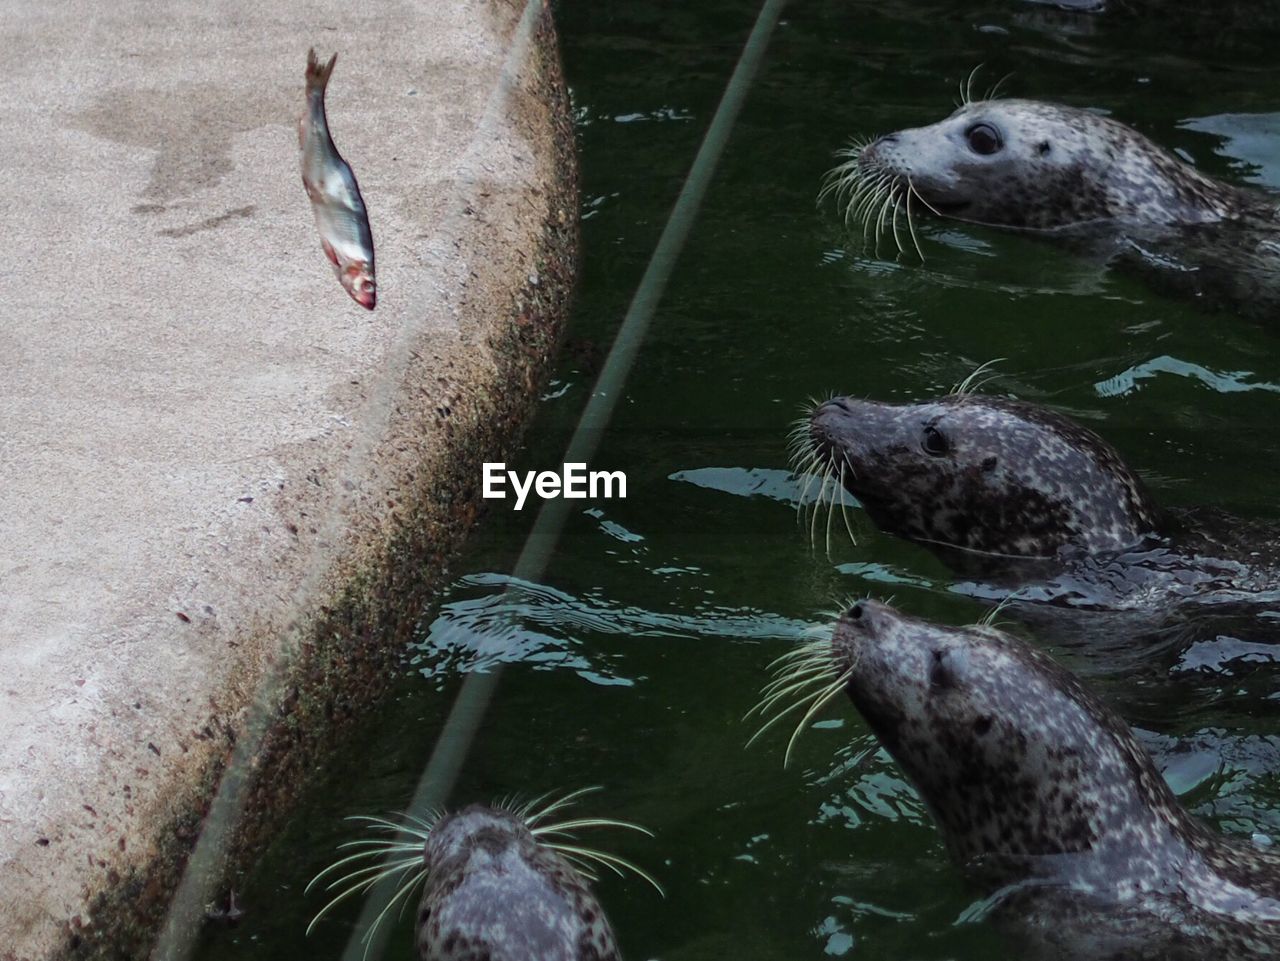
[{"x1": 198, "y1": 2, "x2": 1280, "y2": 958}]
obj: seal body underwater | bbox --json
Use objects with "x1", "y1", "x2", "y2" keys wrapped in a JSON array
[
  {"x1": 800, "y1": 390, "x2": 1280, "y2": 613},
  {"x1": 831, "y1": 98, "x2": 1280, "y2": 320},
  {"x1": 772, "y1": 599, "x2": 1280, "y2": 960}
]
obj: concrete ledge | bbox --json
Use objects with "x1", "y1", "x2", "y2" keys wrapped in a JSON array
[{"x1": 0, "y1": 1, "x2": 578, "y2": 958}]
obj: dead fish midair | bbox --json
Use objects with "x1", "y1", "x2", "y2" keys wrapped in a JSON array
[{"x1": 299, "y1": 48, "x2": 376, "y2": 310}]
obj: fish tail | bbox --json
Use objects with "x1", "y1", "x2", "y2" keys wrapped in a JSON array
[{"x1": 305, "y1": 48, "x2": 337, "y2": 94}]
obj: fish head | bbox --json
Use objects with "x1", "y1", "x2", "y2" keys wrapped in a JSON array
[{"x1": 341, "y1": 263, "x2": 376, "y2": 310}]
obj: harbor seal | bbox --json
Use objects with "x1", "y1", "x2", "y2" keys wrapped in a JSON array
[
  {"x1": 758, "y1": 599, "x2": 1280, "y2": 959},
  {"x1": 306, "y1": 790, "x2": 659, "y2": 960},
  {"x1": 796, "y1": 388, "x2": 1280, "y2": 612},
  {"x1": 826, "y1": 97, "x2": 1280, "y2": 319},
  {"x1": 831, "y1": 98, "x2": 1273, "y2": 235}
]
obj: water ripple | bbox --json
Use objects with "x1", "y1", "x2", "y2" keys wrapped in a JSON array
[
  {"x1": 410, "y1": 572, "x2": 814, "y2": 684},
  {"x1": 1095, "y1": 354, "x2": 1280, "y2": 397}
]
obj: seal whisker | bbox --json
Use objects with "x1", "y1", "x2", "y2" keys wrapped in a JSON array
[
  {"x1": 357, "y1": 863, "x2": 435, "y2": 956},
  {"x1": 868, "y1": 188, "x2": 888, "y2": 253},
  {"x1": 783, "y1": 671, "x2": 854, "y2": 768},
  {"x1": 766, "y1": 636, "x2": 830, "y2": 664},
  {"x1": 874, "y1": 187, "x2": 897, "y2": 256},
  {"x1": 343, "y1": 809, "x2": 439, "y2": 836},
  {"x1": 861, "y1": 186, "x2": 882, "y2": 247},
  {"x1": 750, "y1": 675, "x2": 835, "y2": 720},
  {"x1": 757, "y1": 655, "x2": 829, "y2": 675},
  {"x1": 808, "y1": 467, "x2": 827, "y2": 545},
  {"x1": 330, "y1": 838, "x2": 424, "y2": 853},
  {"x1": 822, "y1": 161, "x2": 856, "y2": 206},
  {"x1": 522, "y1": 787, "x2": 610, "y2": 832},
  {"x1": 544, "y1": 843, "x2": 666, "y2": 896},
  {"x1": 952, "y1": 358, "x2": 1008, "y2": 396},
  {"x1": 306, "y1": 847, "x2": 420, "y2": 893},
  {"x1": 905, "y1": 179, "x2": 926, "y2": 261},
  {"x1": 820, "y1": 153, "x2": 869, "y2": 208},
  {"x1": 855, "y1": 179, "x2": 886, "y2": 241},
  {"x1": 787, "y1": 438, "x2": 813, "y2": 470},
  {"x1": 532, "y1": 817, "x2": 655, "y2": 839},
  {"x1": 757, "y1": 662, "x2": 832, "y2": 697},
  {"x1": 914, "y1": 534, "x2": 1055, "y2": 563},
  {"x1": 819, "y1": 464, "x2": 837, "y2": 545},
  {"x1": 837, "y1": 461, "x2": 859, "y2": 546},
  {"x1": 765, "y1": 639, "x2": 830, "y2": 670},
  {"x1": 853, "y1": 175, "x2": 889, "y2": 235},
  {"x1": 906, "y1": 182, "x2": 947, "y2": 220},
  {"x1": 306, "y1": 860, "x2": 425, "y2": 939},
  {"x1": 762, "y1": 647, "x2": 832, "y2": 677},
  {"x1": 319, "y1": 855, "x2": 424, "y2": 895},
  {"x1": 986, "y1": 71, "x2": 1014, "y2": 101},
  {"x1": 756, "y1": 658, "x2": 836, "y2": 697},
  {"x1": 793, "y1": 454, "x2": 823, "y2": 523},
  {"x1": 747, "y1": 668, "x2": 844, "y2": 749},
  {"x1": 844, "y1": 176, "x2": 878, "y2": 231},
  {"x1": 964, "y1": 64, "x2": 984, "y2": 107},
  {"x1": 556, "y1": 852, "x2": 602, "y2": 880},
  {"x1": 824, "y1": 466, "x2": 839, "y2": 557},
  {"x1": 889, "y1": 185, "x2": 907, "y2": 256},
  {"x1": 975, "y1": 591, "x2": 1021, "y2": 629},
  {"x1": 760, "y1": 656, "x2": 832, "y2": 686}
]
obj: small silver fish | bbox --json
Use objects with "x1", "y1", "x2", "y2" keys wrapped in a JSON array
[{"x1": 299, "y1": 49, "x2": 376, "y2": 310}]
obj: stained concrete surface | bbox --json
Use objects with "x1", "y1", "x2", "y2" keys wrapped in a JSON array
[{"x1": 0, "y1": 1, "x2": 576, "y2": 957}]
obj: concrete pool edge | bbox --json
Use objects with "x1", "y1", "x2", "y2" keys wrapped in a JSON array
[{"x1": 32, "y1": 8, "x2": 579, "y2": 961}]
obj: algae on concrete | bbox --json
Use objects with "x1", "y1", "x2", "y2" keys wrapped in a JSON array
[{"x1": 0, "y1": 1, "x2": 578, "y2": 957}]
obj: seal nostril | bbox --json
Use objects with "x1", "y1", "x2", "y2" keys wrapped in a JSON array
[
  {"x1": 849, "y1": 602, "x2": 864, "y2": 621},
  {"x1": 829, "y1": 397, "x2": 853, "y2": 413}
]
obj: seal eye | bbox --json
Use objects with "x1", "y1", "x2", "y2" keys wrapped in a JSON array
[
  {"x1": 965, "y1": 122, "x2": 1003, "y2": 156},
  {"x1": 922, "y1": 426, "x2": 949, "y2": 457}
]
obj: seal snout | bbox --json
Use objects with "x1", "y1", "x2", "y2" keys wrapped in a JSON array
[
  {"x1": 867, "y1": 133, "x2": 899, "y2": 153},
  {"x1": 859, "y1": 133, "x2": 899, "y2": 172},
  {"x1": 832, "y1": 597, "x2": 889, "y2": 657},
  {"x1": 809, "y1": 396, "x2": 857, "y2": 461}
]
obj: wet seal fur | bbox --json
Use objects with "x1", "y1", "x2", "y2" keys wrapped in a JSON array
[
  {"x1": 829, "y1": 97, "x2": 1280, "y2": 319},
  {"x1": 761, "y1": 599, "x2": 1280, "y2": 960},
  {"x1": 799, "y1": 389, "x2": 1280, "y2": 612},
  {"x1": 307, "y1": 791, "x2": 660, "y2": 961}
]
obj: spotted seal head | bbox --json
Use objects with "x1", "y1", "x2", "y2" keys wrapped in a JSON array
[
  {"x1": 804, "y1": 392, "x2": 1162, "y2": 559},
  {"x1": 415, "y1": 805, "x2": 620, "y2": 961},
  {"x1": 757, "y1": 600, "x2": 1280, "y2": 958},
  {"x1": 830, "y1": 99, "x2": 1259, "y2": 237},
  {"x1": 307, "y1": 791, "x2": 659, "y2": 961},
  {"x1": 828, "y1": 601, "x2": 1185, "y2": 868}
]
